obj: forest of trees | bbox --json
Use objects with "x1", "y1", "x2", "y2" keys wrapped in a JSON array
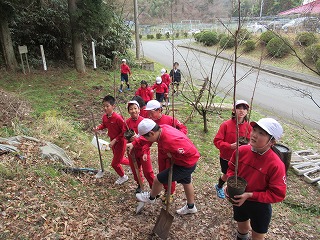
[
  {"x1": 0, "y1": 0, "x2": 303, "y2": 73},
  {"x1": 0, "y1": 0, "x2": 132, "y2": 73}
]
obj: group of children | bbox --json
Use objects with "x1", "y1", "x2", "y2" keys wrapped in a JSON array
[
  {"x1": 96, "y1": 60, "x2": 287, "y2": 239},
  {"x1": 120, "y1": 59, "x2": 181, "y2": 106}
]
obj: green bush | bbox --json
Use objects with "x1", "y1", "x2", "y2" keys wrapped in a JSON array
[
  {"x1": 219, "y1": 35, "x2": 235, "y2": 49},
  {"x1": 260, "y1": 30, "x2": 276, "y2": 44},
  {"x1": 243, "y1": 40, "x2": 256, "y2": 52},
  {"x1": 218, "y1": 33, "x2": 227, "y2": 41},
  {"x1": 146, "y1": 34, "x2": 154, "y2": 39},
  {"x1": 139, "y1": 34, "x2": 142, "y2": 39},
  {"x1": 316, "y1": 58, "x2": 320, "y2": 73},
  {"x1": 304, "y1": 43, "x2": 320, "y2": 63},
  {"x1": 194, "y1": 32, "x2": 203, "y2": 42},
  {"x1": 266, "y1": 37, "x2": 291, "y2": 58},
  {"x1": 295, "y1": 32, "x2": 317, "y2": 47},
  {"x1": 238, "y1": 28, "x2": 251, "y2": 44},
  {"x1": 200, "y1": 31, "x2": 219, "y2": 46},
  {"x1": 184, "y1": 32, "x2": 188, "y2": 38},
  {"x1": 165, "y1": 32, "x2": 170, "y2": 39},
  {"x1": 156, "y1": 33, "x2": 162, "y2": 39},
  {"x1": 175, "y1": 32, "x2": 179, "y2": 38}
]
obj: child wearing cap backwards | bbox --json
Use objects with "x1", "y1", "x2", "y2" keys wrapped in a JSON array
[
  {"x1": 135, "y1": 80, "x2": 154, "y2": 104},
  {"x1": 119, "y1": 59, "x2": 131, "y2": 93},
  {"x1": 124, "y1": 100, "x2": 155, "y2": 193},
  {"x1": 160, "y1": 68, "x2": 171, "y2": 105},
  {"x1": 95, "y1": 95, "x2": 130, "y2": 184},
  {"x1": 127, "y1": 118, "x2": 200, "y2": 215},
  {"x1": 144, "y1": 99, "x2": 188, "y2": 204},
  {"x1": 226, "y1": 118, "x2": 286, "y2": 240},
  {"x1": 151, "y1": 76, "x2": 168, "y2": 103},
  {"x1": 213, "y1": 100, "x2": 252, "y2": 199}
]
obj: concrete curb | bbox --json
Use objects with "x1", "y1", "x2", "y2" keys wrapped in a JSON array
[{"x1": 179, "y1": 44, "x2": 320, "y2": 88}]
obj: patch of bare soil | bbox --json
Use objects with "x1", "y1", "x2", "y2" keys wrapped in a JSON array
[{"x1": 0, "y1": 89, "x2": 33, "y2": 128}]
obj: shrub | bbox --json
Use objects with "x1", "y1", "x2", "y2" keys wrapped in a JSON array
[
  {"x1": 146, "y1": 34, "x2": 154, "y2": 39},
  {"x1": 316, "y1": 59, "x2": 320, "y2": 73},
  {"x1": 218, "y1": 33, "x2": 227, "y2": 41},
  {"x1": 304, "y1": 43, "x2": 320, "y2": 63},
  {"x1": 183, "y1": 32, "x2": 188, "y2": 38},
  {"x1": 156, "y1": 33, "x2": 162, "y2": 39},
  {"x1": 238, "y1": 28, "x2": 251, "y2": 44},
  {"x1": 175, "y1": 32, "x2": 179, "y2": 38},
  {"x1": 260, "y1": 30, "x2": 276, "y2": 45},
  {"x1": 295, "y1": 32, "x2": 317, "y2": 47},
  {"x1": 219, "y1": 35, "x2": 235, "y2": 49},
  {"x1": 194, "y1": 32, "x2": 203, "y2": 42},
  {"x1": 200, "y1": 31, "x2": 219, "y2": 46},
  {"x1": 165, "y1": 32, "x2": 170, "y2": 39},
  {"x1": 139, "y1": 34, "x2": 142, "y2": 39},
  {"x1": 243, "y1": 40, "x2": 256, "y2": 52},
  {"x1": 266, "y1": 37, "x2": 291, "y2": 58}
]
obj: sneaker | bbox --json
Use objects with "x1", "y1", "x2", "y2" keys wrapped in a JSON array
[
  {"x1": 135, "y1": 185, "x2": 142, "y2": 193},
  {"x1": 127, "y1": 87, "x2": 130, "y2": 91},
  {"x1": 119, "y1": 89, "x2": 123, "y2": 93},
  {"x1": 176, "y1": 205, "x2": 198, "y2": 215},
  {"x1": 115, "y1": 175, "x2": 128, "y2": 184},
  {"x1": 215, "y1": 184, "x2": 225, "y2": 199},
  {"x1": 136, "y1": 192, "x2": 156, "y2": 204},
  {"x1": 160, "y1": 193, "x2": 174, "y2": 205}
]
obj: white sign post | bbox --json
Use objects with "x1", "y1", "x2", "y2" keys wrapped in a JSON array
[
  {"x1": 92, "y1": 41, "x2": 97, "y2": 70},
  {"x1": 18, "y1": 45, "x2": 30, "y2": 74},
  {"x1": 40, "y1": 45, "x2": 47, "y2": 71}
]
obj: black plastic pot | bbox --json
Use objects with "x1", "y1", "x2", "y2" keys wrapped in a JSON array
[
  {"x1": 271, "y1": 143, "x2": 292, "y2": 174},
  {"x1": 227, "y1": 176, "x2": 247, "y2": 203}
]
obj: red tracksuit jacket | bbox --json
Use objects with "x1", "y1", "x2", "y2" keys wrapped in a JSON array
[
  {"x1": 214, "y1": 118, "x2": 251, "y2": 161},
  {"x1": 161, "y1": 73, "x2": 171, "y2": 87},
  {"x1": 227, "y1": 145, "x2": 286, "y2": 203},
  {"x1": 135, "y1": 87, "x2": 153, "y2": 103},
  {"x1": 151, "y1": 82, "x2": 168, "y2": 94},
  {"x1": 154, "y1": 114, "x2": 188, "y2": 135},
  {"x1": 157, "y1": 124, "x2": 200, "y2": 168}
]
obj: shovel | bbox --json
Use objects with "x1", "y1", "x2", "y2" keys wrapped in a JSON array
[
  {"x1": 91, "y1": 112, "x2": 104, "y2": 178},
  {"x1": 131, "y1": 152, "x2": 145, "y2": 214},
  {"x1": 152, "y1": 160, "x2": 174, "y2": 239}
]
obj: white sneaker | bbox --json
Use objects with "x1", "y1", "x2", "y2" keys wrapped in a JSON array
[
  {"x1": 115, "y1": 175, "x2": 128, "y2": 184},
  {"x1": 176, "y1": 204, "x2": 197, "y2": 215},
  {"x1": 136, "y1": 192, "x2": 156, "y2": 204}
]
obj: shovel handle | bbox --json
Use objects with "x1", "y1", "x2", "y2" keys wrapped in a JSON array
[
  {"x1": 91, "y1": 112, "x2": 104, "y2": 172},
  {"x1": 165, "y1": 158, "x2": 174, "y2": 212}
]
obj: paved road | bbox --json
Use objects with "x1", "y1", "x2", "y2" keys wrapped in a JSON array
[{"x1": 141, "y1": 40, "x2": 320, "y2": 130}]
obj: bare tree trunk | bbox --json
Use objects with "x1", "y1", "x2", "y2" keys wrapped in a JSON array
[
  {"x1": 68, "y1": 0, "x2": 85, "y2": 73},
  {"x1": 0, "y1": 18, "x2": 18, "y2": 72},
  {"x1": 202, "y1": 109, "x2": 208, "y2": 133}
]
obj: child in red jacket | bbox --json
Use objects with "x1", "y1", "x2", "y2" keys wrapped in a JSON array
[
  {"x1": 213, "y1": 100, "x2": 252, "y2": 199},
  {"x1": 135, "y1": 80, "x2": 153, "y2": 104},
  {"x1": 226, "y1": 118, "x2": 286, "y2": 240},
  {"x1": 161, "y1": 68, "x2": 171, "y2": 105},
  {"x1": 151, "y1": 77, "x2": 168, "y2": 104},
  {"x1": 128, "y1": 118, "x2": 200, "y2": 215},
  {"x1": 145, "y1": 99, "x2": 188, "y2": 204},
  {"x1": 124, "y1": 100, "x2": 154, "y2": 193},
  {"x1": 119, "y1": 59, "x2": 131, "y2": 93},
  {"x1": 95, "y1": 95, "x2": 130, "y2": 184}
]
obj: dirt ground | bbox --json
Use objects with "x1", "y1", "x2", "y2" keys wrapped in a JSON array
[{"x1": 0, "y1": 89, "x2": 319, "y2": 240}]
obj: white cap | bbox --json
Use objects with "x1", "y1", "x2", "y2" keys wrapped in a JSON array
[
  {"x1": 160, "y1": 68, "x2": 166, "y2": 75},
  {"x1": 156, "y1": 76, "x2": 162, "y2": 84},
  {"x1": 122, "y1": 59, "x2": 126, "y2": 62},
  {"x1": 145, "y1": 100, "x2": 161, "y2": 110},
  {"x1": 250, "y1": 118, "x2": 283, "y2": 141},
  {"x1": 235, "y1": 100, "x2": 249, "y2": 108},
  {"x1": 127, "y1": 100, "x2": 140, "y2": 109},
  {"x1": 138, "y1": 119, "x2": 156, "y2": 136}
]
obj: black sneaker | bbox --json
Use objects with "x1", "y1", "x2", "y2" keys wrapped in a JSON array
[{"x1": 135, "y1": 185, "x2": 142, "y2": 193}]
